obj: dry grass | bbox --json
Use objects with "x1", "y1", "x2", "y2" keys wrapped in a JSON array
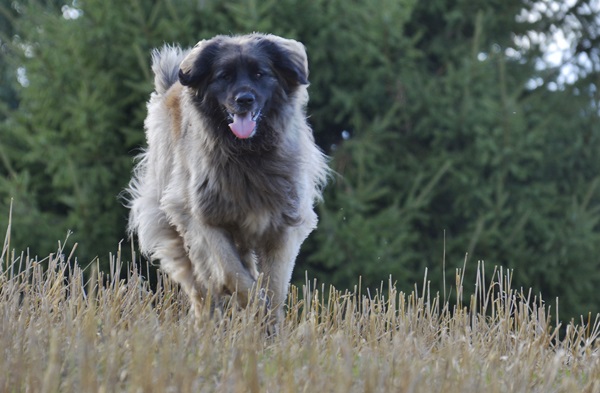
[{"x1": 1, "y1": 238, "x2": 600, "y2": 393}]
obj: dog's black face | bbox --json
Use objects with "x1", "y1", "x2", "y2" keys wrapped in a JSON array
[
  {"x1": 207, "y1": 47, "x2": 279, "y2": 139},
  {"x1": 179, "y1": 35, "x2": 308, "y2": 146}
]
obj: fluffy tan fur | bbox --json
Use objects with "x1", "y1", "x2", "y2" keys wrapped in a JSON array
[{"x1": 126, "y1": 34, "x2": 328, "y2": 326}]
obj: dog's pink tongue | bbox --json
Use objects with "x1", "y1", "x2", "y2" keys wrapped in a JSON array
[{"x1": 229, "y1": 113, "x2": 256, "y2": 139}]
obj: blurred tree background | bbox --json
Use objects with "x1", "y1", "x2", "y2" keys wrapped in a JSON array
[{"x1": 1, "y1": 0, "x2": 599, "y2": 320}]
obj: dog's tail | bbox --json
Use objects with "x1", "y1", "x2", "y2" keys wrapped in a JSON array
[{"x1": 151, "y1": 45, "x2": 190, "y2": 94}]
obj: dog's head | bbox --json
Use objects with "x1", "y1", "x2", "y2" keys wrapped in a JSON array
[{"x1": 178, "y1": 34, "x2": 308, "y2": 142}]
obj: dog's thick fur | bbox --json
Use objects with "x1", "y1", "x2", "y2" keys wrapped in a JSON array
[{"x1": 126, "y1": 34, "x2": 328, "y2": 324}]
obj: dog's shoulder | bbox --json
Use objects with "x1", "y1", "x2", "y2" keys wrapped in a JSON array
[{"x1": 163, "y1": 83, "x2": 184, "y2": 139}]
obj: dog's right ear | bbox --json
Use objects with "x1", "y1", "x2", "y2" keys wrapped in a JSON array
[{"x1": 179, "y1": 38, "x2": 221, "y2": 88}]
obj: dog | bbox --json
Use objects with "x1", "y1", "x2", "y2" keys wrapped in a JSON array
[{"x1": 126, "y1": 33, "x2": 328, "y2": 326}]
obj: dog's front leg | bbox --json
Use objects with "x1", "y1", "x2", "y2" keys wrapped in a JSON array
[
  {"x1": 182, "y1": 224, "x2": 257, "y2": 308},
  {"x1": 154, "y1": 231, "x2": 206, "y2": 318},
  {"x1": 258, "y1": 222, "x2": 313, "y2": 327}
]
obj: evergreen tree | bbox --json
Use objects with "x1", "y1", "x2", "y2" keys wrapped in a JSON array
[
  {"x1": 306, "y1": 0, "x2": 600, "y2": 319},
  {"x1": 1, "y1": 0, "x2": 599, "y2": 319}
]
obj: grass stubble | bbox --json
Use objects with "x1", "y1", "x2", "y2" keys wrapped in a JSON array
[{"x1": 1, "y1": 236, "x2": 600, "y2": 392}]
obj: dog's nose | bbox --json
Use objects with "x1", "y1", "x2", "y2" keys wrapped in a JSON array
[{"x1": 235, "y1": 92, "x2": 255, "y2": 106}]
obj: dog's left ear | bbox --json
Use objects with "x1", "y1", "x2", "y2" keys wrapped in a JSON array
[
  {"x1": 258, "y1": 35, "x2": 309, "y2": 88},
  {"x1": 179, "y1": 38, "x2": 222, "y2": 88}
]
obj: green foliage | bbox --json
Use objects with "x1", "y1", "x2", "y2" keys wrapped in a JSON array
[
  {"x1": 1, "y1": 0, "x2": 599, "y2": 320},
  {"x1": 302, "y1": 0, "x2": 600, "y2": 320}
]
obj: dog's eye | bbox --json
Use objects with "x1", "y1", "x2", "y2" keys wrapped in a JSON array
[
  {"x1": 217, "y1": 72, "x2": 231, "y2": 81},
  {"x1": 254, "y1": 72, "x2": 262, "y2": 80}
]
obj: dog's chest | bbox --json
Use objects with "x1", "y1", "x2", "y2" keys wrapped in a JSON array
[{"x1": 196, "y1": 156, "x2": 299, "y2": 235}]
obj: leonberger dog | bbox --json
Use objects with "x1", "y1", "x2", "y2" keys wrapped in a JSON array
[{"x1": 126, "y1": 33, "x2": 328, "y2": 327}]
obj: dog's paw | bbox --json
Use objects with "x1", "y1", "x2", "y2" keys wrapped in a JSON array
[{"x1": 258, "y1": 288, "x2": 272, "y2": 310}]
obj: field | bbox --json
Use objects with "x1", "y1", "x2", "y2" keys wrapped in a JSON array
[{"x1": 2, "y1": 239, "x2": 600, "y2": 392}]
